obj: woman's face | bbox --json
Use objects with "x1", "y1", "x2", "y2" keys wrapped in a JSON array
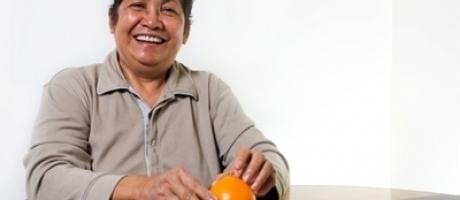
[{"x1": 111, "y1": 0, "x2": 188, "y2": 73}]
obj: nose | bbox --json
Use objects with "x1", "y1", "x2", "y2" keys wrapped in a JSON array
[{"x1": 142, "y1": 8, "x2": 164, "y2": 30}]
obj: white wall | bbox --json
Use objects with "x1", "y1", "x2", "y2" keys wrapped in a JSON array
[
  {"x1": 4, "y1": 1, "x2": 114, "y2": 199},
  {"x1": 180, "y1": 0, "x2": 393, "y2": 189},
  {"x1": 2, "y1": 0, "x2": 458, "y2": 199},
  {"x1": 392, "y1": 0, "x2": 460, "y2": 194},
  {"x1": 0, "y1": 0, "x2": 19, "y2": 197}
]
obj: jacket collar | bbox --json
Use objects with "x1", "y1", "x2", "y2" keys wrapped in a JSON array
[{"x1": 97, "y1": 50, "x2": 198, "y2": 100}]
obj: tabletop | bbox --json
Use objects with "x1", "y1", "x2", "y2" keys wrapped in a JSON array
[{"x1": 288, "y1": 185, "x2": 459, "y2": 200}]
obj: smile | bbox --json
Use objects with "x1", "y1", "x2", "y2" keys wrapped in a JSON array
[{"x1": 134, "y1": 34, "x2": 166, "y2": 44}]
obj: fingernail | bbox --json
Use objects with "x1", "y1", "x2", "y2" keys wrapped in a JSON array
[
  {"x1": 235, "y1": 169, "x2": 242, "y2": 177},
  {"x1": 243, "y1": 174, "x2": 250, "y2": 182},
  {"x1": 235, "y1": 163, "x2": 242, "y2": 169},
  {"x1": 209, "y1": 194, "x2": 217, "y2": 200}
]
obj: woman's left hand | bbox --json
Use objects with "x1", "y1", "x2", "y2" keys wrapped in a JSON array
[{"x1": 228, "y1": 148, "x2": 276, "y2": 197}]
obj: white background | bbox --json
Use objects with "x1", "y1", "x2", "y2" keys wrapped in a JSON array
[
  {"x1": 392, "y1": 0, "x2": 460, "y2": 194},
  {"x1": 2, "y1": 0, "x2": 459, "y2": 199}
]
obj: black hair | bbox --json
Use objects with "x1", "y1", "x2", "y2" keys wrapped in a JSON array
[{"x1": 109, "y1": 0, "x2": 193, "y2": 33}]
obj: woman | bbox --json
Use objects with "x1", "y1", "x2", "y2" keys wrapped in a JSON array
[{"x1": 24, "y1": 0, "x2": 289, "y2": 199}]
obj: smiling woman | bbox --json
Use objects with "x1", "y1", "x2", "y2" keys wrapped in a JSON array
[
  {"x1": 110, "y1": 0, "x2": 189, "y2": 106},
  {"x1": 23, "y1": 0, "x2": 290, "y2": 200}
]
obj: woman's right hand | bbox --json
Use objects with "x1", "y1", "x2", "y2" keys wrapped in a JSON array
[{"x1": 112, "y1": 167, "x2": 215, "y2": 200}]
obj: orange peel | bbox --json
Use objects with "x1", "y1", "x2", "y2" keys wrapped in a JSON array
[{"x1": 210, "y1": 174, "x2": 255, "y2": 200}]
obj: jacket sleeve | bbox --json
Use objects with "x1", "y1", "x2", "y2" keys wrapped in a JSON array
[
  {"x1": 23, "y1": 70, "x2": 124, "y2": 200},
  {"x1": 209, "y1": 74, "x2": 290, "y2": 199}
]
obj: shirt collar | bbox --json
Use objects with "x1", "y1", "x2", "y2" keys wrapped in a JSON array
[{"x1": 97, "y1": 50, "x2": 198, "y2": 100}]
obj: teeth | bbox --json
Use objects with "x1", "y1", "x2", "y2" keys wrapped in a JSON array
[{"x1": 136, "y1": 35, "x2": 164, "y2": 43}]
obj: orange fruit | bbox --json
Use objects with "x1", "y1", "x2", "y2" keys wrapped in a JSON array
[{"x1": 210, "y1": 175, "x2": 255, "y2": 200}]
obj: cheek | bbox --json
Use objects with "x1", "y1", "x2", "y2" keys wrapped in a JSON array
[
  {"x1": 164, "y1": 19, "x2": 185, "y2": 37},
  {"x1": 126, "y1": 13, "x2": 141, "y2": 25},
  {"x1": 116, "y1": 13, "x2": 142, "y2": 34}
]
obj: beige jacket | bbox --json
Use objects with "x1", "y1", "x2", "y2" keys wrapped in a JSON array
[{"x1": 24, "y1": 51, "x2": 289, "y2": 200}]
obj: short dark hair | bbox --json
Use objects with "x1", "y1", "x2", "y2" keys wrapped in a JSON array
[{"x1": 109, "y1": 0, "x2": 194, "y2": 33}]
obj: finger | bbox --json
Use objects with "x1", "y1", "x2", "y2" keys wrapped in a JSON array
[
  {"x1": 256, "y1": 173, "x2": 276, "y2": 197},
  {"x1": 170, "y1": 184, "x2": 193, "y2": 200},
  {"x1": 167, "y1": 169, "x2": 195, "y2": 200},
  {"x1": 231, "y1": 148, "x2": 251, "y2": 178},
  {"x1": 242, "y1": 150, "x2": 265, "y2": 184},
  {"x1": 251, "y1": 161, "x2": 274, "y2": 193},
  {"x1": 141, "y1": 176, "x2": 173, "y2": 199},
  {"x1": 189, "y1": 194, "x2": 200, "y2": 200},
  {"x1": 177, "y1": 168, "x2": 215, "y2": 200},
  {"x1": 163, "y1": 188, "x2": 180, "y2": 200},
  {"x1": 154, "y1": 182, "x2": 178, "y2": 200}
]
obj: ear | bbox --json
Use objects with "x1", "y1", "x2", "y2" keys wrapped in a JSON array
[
  {"x1": 109, "y1": 12, "x2": 115, "y2": 34},
  {"x1": 109, "y1": 22, "x2": 116, "y2": 34},
  {"x1": 183, "y1": 26, "x2": 190, "y2": 44},
  {"x1": 109, "y1": 24, "x2": 115, "y2": 34}
]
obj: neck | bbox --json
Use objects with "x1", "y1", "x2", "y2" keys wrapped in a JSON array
[{"x1": 119, "y1": 61, "x2": 172, "y2": 107}]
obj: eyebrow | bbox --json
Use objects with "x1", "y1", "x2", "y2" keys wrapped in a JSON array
[{"x1": 161, "y1": 0, "x2": 179, "y2": 4}]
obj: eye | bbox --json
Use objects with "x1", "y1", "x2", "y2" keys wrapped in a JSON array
[
  {"x1": 161, "y1": 6, "x2": 178, "y2": 15},
  {"x1": 130, "y1": 2, "x2": 146, "y2": 10},
  {"x1": 160, "y1": 2, "x2": 181, "y2": 16}
]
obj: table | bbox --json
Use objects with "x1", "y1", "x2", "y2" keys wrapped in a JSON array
[{"x1": 288, "y1": 185, "x2": 459, "y2": 200}]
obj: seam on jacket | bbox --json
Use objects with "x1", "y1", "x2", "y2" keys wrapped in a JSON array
[
  {"x1": 249, "y1": 141, "x2": 277, "y2": 149},
  {"x1": 222, "y1": 124, "x2": 254, "y2": 161},
  {"x1": 173, "y1": 91, "x2": 197, "y2": 100},
  {"x1": 258, "y1": 149, "x2": 289, "y2": 199},
  {"x1": 30, "y1": 141, "x2": 89, "y2": 154},
  {"x1": 260, "y1": 149, "x2": 290, "y2": 171},
  {"x1": 208, "y1": 74, "x2": 232, "y2": 120},
  {"x1": 143, "y1": 111, "x2": 151, "y2": 176},
  {"x1": 81, "y1": 173, "x2": 110, "y2": 200}
]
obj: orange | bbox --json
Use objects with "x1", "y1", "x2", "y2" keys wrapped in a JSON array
[{"x1": 210, "y1": 175, "x2": 255, "y2": 200}]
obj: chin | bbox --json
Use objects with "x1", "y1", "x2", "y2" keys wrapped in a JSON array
[
  {"x1": 136, "y1": 55, "x2": 161, "y2": 65},
  {"x1": 139, "y1": 60, "x2": 161, "y2": 67},
  {"x1": 139, "y1": 59, "x2": 172, "y2": 69}
]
